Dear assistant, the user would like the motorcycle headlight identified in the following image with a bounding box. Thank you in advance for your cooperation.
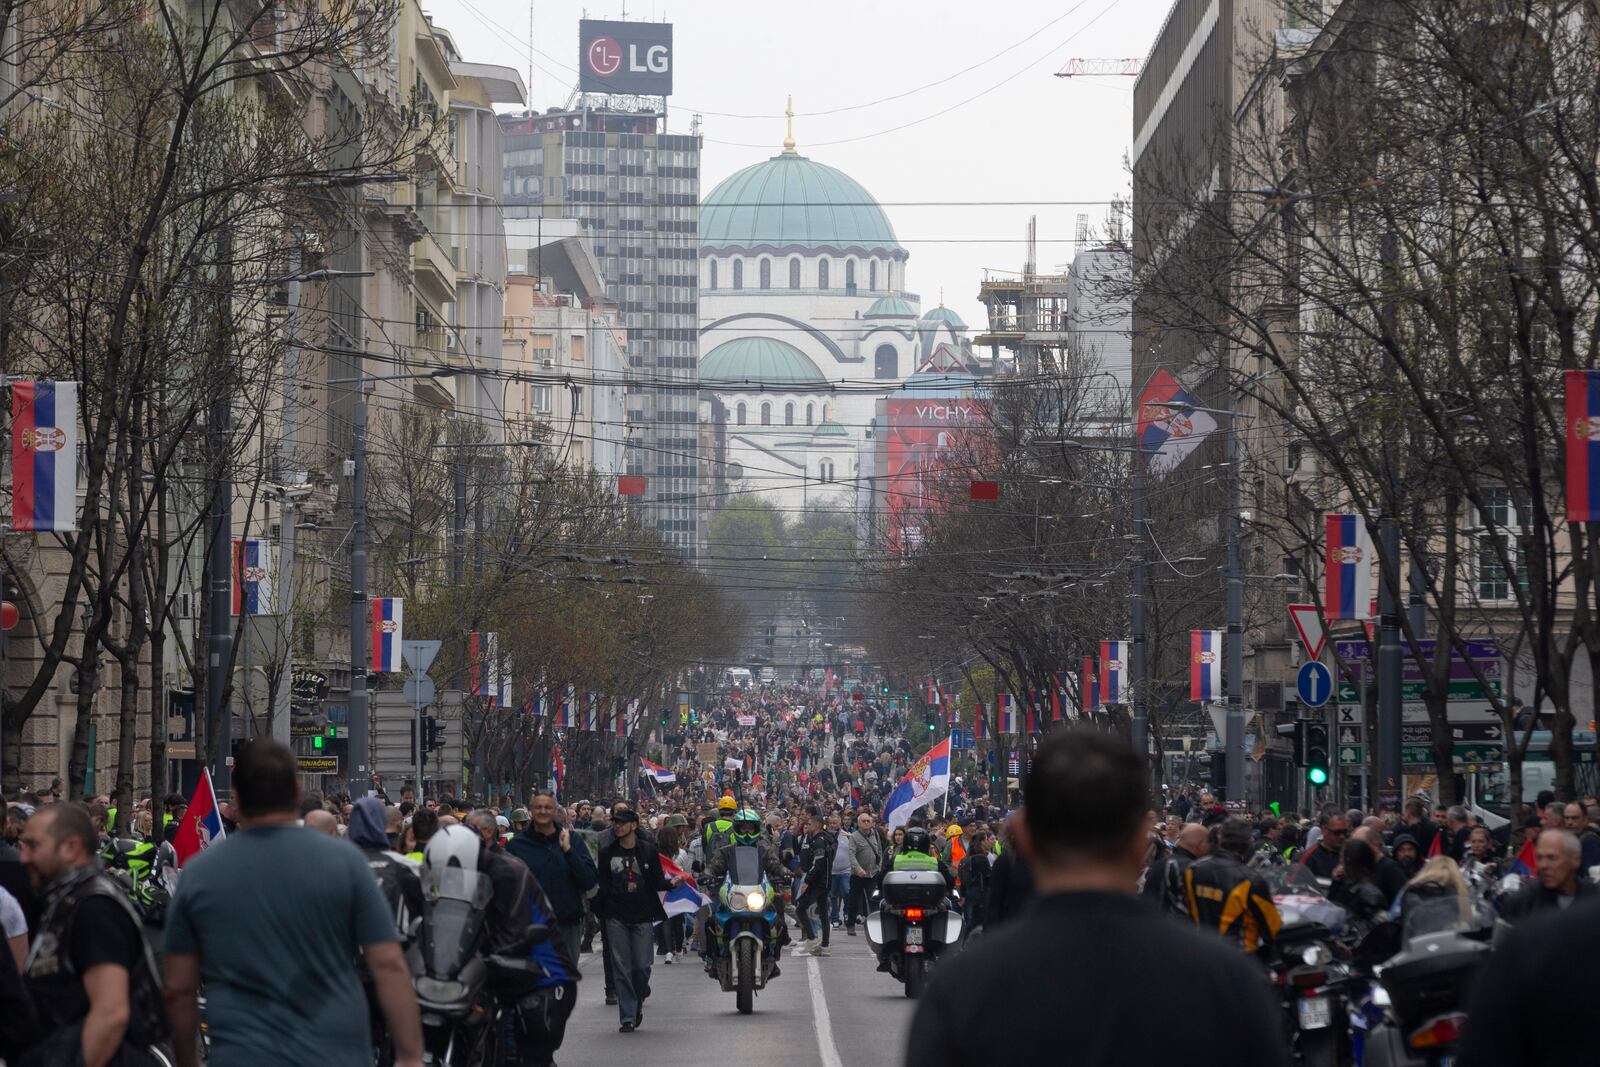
[414,976,469,1004]
[744,889,765,912]
[1301,944,1329,967]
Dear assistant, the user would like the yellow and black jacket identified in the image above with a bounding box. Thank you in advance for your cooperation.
[1183,852,1283,955]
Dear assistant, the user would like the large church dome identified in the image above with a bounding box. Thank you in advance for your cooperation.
[701,152,905,258]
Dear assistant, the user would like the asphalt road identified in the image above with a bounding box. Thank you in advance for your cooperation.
[558,925,920,1067]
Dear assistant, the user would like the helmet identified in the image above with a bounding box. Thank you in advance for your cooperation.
[422,823,492,905]
[718,795,738,813]
[101,838,157,879]
[902,826,933,855]
[731,808,762,845]
[945,824,963,838]
[495,815,510,831]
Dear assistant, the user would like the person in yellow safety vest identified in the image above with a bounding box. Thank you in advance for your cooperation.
[891,826,956,886]
[705,795,738,853]
[946,823,966,885]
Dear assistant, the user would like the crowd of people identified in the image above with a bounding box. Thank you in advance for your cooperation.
[3,675,1593,1067]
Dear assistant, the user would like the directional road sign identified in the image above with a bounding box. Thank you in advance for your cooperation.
[1297,661,1333,708]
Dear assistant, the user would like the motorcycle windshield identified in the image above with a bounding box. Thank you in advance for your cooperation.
[1401,894,1483,940]
[729,846,764,886]
[423,865,494,907]
[1262,864,1326,896]
[422,897,485,980]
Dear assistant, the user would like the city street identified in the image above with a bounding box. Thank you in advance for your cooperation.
[561,933,918,1067]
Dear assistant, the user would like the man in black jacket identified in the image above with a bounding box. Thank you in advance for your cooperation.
[507,793,597,968]
[1498,829,1597,924]
[595,809,677,1033]
[1144,822,1207,915]
[1183,817,1283,958]
[907,730,1289,1067]
[793,808,836,956]
[984,822,1034,927]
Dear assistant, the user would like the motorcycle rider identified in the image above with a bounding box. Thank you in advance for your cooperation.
[700,808,790,977]
[891,824,956,885]
[1182,816,1283,958]
[456,813,579,1067]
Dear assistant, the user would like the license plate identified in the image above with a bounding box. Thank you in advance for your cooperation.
[1298,996,1333,1030]
[906,927,924,945]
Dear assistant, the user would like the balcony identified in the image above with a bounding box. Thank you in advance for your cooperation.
[412,233,456,308]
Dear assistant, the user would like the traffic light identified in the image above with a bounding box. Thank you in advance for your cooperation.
[312,734,325,751]
[424,716,444,752]
[1304,722,1330,786]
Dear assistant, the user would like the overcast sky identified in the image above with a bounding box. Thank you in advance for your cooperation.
[424,0,1172,328]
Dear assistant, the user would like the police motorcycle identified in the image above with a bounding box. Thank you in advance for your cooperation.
[866,868,961,999]
[412,825,549,1066]
[1362,895,1491,1067]
[707,844,782,1015]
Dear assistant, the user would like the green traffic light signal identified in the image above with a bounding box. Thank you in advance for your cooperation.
[312,735,324,750]
[1307,766,1328,786]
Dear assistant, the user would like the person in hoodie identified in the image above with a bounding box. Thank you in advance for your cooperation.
[506,793,597,968]
[348,797,425,1054]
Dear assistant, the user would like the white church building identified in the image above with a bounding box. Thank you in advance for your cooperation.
[697,122,974,520]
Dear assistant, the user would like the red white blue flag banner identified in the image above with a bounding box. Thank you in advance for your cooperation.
[556,686,575,728]
[1137,370,1218,475]
[11,380,79,532]
[1082,655,1099,715]
[926,681,941,705]
[1100,640,1129,704]
[1566,370,1600,522]
[468,632,497,701]
[1324,513,1374,620]
[171,767,226,867]
[231,539,273,615]
[998,692,1017,734]
[370,598,403,672]
[1190,630,1223,702]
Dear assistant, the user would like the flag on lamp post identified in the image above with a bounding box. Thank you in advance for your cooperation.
[231,539,273,615]
[10,380,79,532]
[997,692,1017,734]
[1190,630,1223,702]
[1099,640,1129,704]
[1566,369,1600,522]
[1324,512,1375,620]
[1082,655,1099,716]
[370,598,403,672]
[468,632,498,701]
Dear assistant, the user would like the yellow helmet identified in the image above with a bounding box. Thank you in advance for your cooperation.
[718,795,738,812]
[946,823,963,837]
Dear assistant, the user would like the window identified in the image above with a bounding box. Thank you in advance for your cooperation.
[875,343,898,379]
[806,402,814,426]
[733,259,743,290]
[819,459,834,482]
[818,259,829,290]
[571,386,583,414]
[736,402,746,425]
[709,260,718,290]
[760,402,771,425]
[760,258,771,289]
[845,259,856,294]
[532,385,553,413]
[790,257,801,288]
[785,401,794,425]
[870,260,878,290]
[1476,487,1524,601]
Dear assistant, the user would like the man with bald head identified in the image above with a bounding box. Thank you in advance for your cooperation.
[1499,828,1598,923]
[1347,825,1408,902]
[1143,822,1209,915]
[304,809,339,836]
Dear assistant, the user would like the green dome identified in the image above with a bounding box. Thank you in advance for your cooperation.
[865,294,917,319]
[702,153,904,255]
[920,305,965,329]
[812,418,848,438]
[701,337,826,387]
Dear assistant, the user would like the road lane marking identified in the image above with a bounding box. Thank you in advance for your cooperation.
[807,956,845,1067]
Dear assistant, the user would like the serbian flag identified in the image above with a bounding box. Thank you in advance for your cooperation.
[947,689,961,725]
[556,687,574,727]
[640,757,676,785]
[11,380,80,532]
[468,632,497,701]
[998,692,1017,734]
[1509,835,1537,877]
[1190,630,1223,702]
[171,768,226,867]
[1566,370,1600,521]
[1052,671,1069,721]
[231,539,273,615]
[551,745,564,798]
[370,598,403,672]
[926,682,941,706]
[849,785,862,809]
[1324,513,1375,620]
[973,702,987,740]
[1137,370,1217,475]
[659,854,711,917]
[1024,696,1038,736]
[581,692,598,732]
[612,701,628,737]
[1082,655,1099,715]
[1425,830,1442,859]
[1100,640,1130,704]
[528,689,545,718]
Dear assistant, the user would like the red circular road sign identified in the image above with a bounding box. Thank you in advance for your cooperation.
[587,36,622,77]
[1,602,17,630]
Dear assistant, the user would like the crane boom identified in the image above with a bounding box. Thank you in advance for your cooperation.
[1055,58,1144,78]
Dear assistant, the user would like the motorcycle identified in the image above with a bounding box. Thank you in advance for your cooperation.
[706,844,782,1015]
[1363,896,1490,1067]
[865,869,961,999]
[412,862,547,1065]
[1265,865,1355,1067]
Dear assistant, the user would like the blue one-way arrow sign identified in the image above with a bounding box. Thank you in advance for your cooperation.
[1297,661,1333,708]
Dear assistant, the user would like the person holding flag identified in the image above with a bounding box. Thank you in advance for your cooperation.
[883,737,952,830]
[1498,829,1596,924]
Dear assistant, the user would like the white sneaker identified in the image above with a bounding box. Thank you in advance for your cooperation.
[664,952,675,964]
[793,940,813,956]
[812,944,830,957]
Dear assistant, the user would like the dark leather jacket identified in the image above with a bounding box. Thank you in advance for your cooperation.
[1182,852,1284,955]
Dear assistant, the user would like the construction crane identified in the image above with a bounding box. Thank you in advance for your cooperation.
[1055,58,1144,78]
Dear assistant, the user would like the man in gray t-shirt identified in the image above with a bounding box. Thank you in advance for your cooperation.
[163,742,422,1067]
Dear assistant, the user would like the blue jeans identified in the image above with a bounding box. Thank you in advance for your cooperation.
[829,874,850,922]
[604,918,656,1026]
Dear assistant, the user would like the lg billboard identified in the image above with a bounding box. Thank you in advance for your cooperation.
[579,19,673,96]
